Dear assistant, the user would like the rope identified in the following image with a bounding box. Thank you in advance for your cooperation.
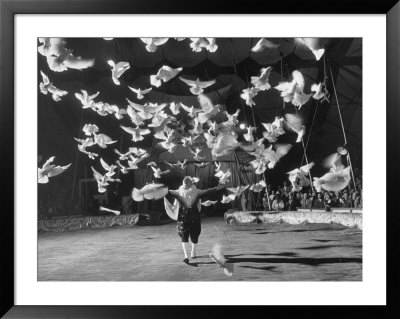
[263,173,272,210]
[70,107,85,202]
[294,106,314,190]
[329,65,357,191]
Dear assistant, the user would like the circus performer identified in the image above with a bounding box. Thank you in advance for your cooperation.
[164,176,225,264]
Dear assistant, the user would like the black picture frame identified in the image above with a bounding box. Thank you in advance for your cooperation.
[1,0,399,318]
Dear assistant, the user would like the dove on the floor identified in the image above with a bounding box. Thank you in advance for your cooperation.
[99,206,121,215]
[210,243,234,277]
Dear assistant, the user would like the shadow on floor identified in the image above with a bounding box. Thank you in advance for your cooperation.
[240,265,278,272]
[226,256,362,266]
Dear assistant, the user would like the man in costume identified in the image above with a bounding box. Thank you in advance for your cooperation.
[165,176,224,264]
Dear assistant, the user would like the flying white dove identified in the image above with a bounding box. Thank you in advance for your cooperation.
[201,200,218,207]
[296,38,325,61]
[283,113,306,143]
[261,118,285,143]
[251,67,273,91]
[251,38,279,53]
[226,185,250,198]
[107,60,130,85]
[240,87,260,107]
[93,133,117,148]
[243,126,256,142]
[211,132,239,158]
[39,71,68,101]
[287,162,315,190]
[322,152,346,173]
[313,166,351,192]
[38,156,71,184]
[126,104,146,126]
[100,158,118,178]
[165,159,188,169]
[150,65,183,87]
[169,101,182,115]
[190,147,206,161]
[74,137,98,159]
[38,38,67,56]
[82,124,99,136]
[311,82,329,101]
[127,153,149,170]
[274,70,312,109]
[179,77,216,95]
[91,166,121,193]
[220,194,236,204]
[180,104,202,118]
[128,86,152,100]
[214,169,231,184]
[262,143,293,169]
[75,90,100,110]
[151,166,170,179]
[120,125,151,142]
[250,180,266,192]
[189,38,218,53]
[140,38,169,52]
[132,183,169,201]
[46,45,95,72]
[126,99,167,120]
[116,160,134,174]
[197,94,221,124]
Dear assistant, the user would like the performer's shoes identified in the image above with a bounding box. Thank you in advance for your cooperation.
[183,258,190,264]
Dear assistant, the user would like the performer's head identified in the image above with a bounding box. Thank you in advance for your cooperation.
[182,176,193,189]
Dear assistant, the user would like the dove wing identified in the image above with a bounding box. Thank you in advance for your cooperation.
[198,79,216,88]
[275,144,293,159]
[179,77,197,87]
[300,162,315,174]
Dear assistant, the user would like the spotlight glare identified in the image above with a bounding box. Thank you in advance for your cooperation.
[239,123,246,130]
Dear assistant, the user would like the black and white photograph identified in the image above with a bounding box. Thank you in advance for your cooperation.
[37,37,362,282]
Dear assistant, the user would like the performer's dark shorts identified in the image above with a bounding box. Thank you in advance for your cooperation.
[177,219,201,243]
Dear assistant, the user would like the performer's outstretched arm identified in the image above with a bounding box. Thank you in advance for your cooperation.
[197,184,225,198]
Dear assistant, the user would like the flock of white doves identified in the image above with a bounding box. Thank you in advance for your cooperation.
[37,37,351,212]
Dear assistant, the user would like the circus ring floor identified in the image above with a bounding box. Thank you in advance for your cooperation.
[38,216,362,281]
